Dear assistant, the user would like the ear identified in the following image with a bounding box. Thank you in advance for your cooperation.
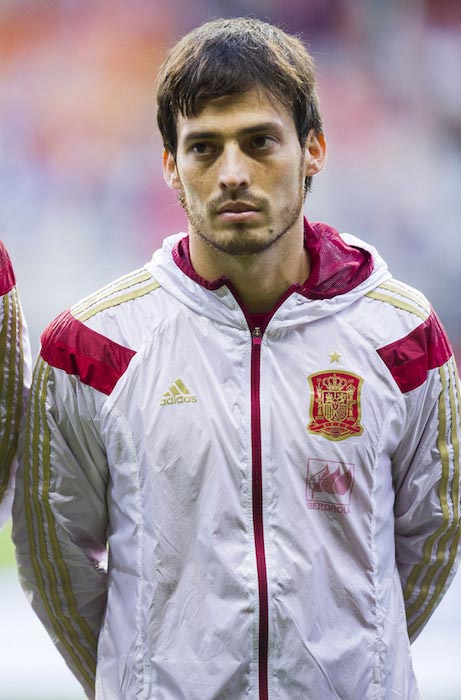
[304,130,327,177]
[162,149,182,190]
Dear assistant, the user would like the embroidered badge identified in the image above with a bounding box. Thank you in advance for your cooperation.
[307,370,363,441]
[306,458,355,515]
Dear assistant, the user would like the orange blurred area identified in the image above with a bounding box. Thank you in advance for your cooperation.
[0,3,169,173]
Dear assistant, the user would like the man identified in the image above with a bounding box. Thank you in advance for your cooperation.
[13,18,460,700]
[0,240,30,528]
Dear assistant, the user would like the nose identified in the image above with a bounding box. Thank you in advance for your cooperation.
[218,144,250,191]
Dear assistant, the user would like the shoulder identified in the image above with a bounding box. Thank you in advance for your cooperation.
[364,277,432,328]
[69,266,160,326]
[40,266,161,395]
[362,278,453,393]
[0,241,16,296]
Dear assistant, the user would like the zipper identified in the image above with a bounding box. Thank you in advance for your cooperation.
[227,282,296,700]
[251,326,269,700]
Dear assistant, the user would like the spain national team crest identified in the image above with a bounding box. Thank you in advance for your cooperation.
[307,370,364,441]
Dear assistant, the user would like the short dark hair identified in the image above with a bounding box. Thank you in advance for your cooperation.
[156,17,323,159]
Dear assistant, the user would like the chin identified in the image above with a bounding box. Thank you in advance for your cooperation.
[213,231,280,257]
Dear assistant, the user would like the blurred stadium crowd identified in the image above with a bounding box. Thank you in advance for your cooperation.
[1,0,460,357]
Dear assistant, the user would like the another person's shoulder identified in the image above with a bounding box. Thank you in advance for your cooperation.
[0,240,16,296]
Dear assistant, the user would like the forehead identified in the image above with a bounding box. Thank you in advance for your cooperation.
[176,87,296,142]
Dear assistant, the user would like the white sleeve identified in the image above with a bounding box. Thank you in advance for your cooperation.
[393,355,461,641]
[0,255,31,528]
[12,358,109,699]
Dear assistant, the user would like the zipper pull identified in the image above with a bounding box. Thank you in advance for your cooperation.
[252,326,262,346]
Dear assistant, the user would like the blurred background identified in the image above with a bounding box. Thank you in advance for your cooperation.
[0,0,460,698]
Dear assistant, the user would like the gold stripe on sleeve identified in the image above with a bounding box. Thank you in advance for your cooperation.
[379,280,431,317]
[0,289,23,502]
[0,293,12,498]
[40,372,99,653]
[71,267,153,317]
[12,289,25,472]
[76,279,160,322]
[365,290,427,321]
[404,365,450,606]
[407,359,461,637]
[38,362,98,671]
[23,360,96,687]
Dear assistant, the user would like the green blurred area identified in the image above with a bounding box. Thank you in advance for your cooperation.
[0,520,16,569]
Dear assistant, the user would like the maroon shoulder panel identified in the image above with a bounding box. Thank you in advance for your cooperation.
[0,241,16,295]
[377,311,452,393]
[41,310,136,395]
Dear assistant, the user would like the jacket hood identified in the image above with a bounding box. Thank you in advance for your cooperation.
[146,219,391,329]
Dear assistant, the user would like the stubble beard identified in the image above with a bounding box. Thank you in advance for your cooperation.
[178,171,306,258]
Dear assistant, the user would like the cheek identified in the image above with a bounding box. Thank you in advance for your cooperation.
[184,174,211,204]
[182,183,200,206]
[267,156,302,186]
[276,170,304,198]
[185,171,201,190]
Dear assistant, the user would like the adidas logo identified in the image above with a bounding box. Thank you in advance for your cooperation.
[160,378,198,406]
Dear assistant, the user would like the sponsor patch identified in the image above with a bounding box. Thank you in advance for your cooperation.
[306,458,355,515]
[307,370,363,441]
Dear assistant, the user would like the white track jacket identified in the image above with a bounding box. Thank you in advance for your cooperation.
[13,221,461,700]
[0,241,30,528]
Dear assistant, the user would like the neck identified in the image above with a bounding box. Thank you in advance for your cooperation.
[189,220,310,313]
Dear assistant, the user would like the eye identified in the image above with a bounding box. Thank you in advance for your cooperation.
[250,135,276,150]
[190,142,215,156]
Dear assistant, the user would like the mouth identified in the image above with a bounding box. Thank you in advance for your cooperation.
[216,201,262,222]
[217,201,260,214]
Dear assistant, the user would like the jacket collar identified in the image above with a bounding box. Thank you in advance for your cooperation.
[171,218,374,301]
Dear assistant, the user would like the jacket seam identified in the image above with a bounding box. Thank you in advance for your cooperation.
[371,403,399,699]
[101,404,146,698]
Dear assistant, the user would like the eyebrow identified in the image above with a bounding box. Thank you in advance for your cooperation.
[182,122,282,143]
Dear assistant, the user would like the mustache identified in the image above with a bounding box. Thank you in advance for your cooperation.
[207,193,267,215]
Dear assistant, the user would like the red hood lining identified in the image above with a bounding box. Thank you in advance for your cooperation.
[172,218,374,302]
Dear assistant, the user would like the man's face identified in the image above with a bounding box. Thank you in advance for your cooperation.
[163,88,325,257]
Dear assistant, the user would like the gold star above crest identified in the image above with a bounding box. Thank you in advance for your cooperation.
[329,351,341,364]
